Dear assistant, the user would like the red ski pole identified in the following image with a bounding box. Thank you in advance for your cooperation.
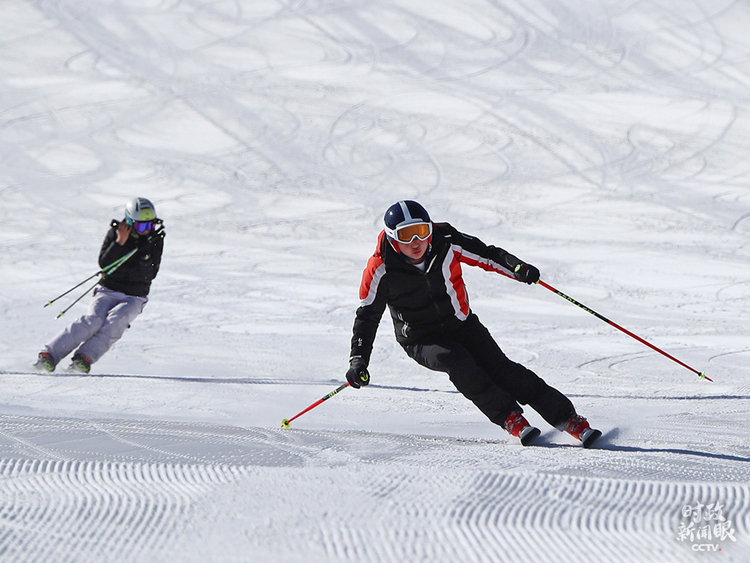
[281,382,350,428]
[537,280,711,382]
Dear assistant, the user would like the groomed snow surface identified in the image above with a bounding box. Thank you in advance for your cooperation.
[1,0,749,561]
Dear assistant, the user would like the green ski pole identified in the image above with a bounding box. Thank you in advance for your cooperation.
[44,248,138,308]
[52,248,139,318]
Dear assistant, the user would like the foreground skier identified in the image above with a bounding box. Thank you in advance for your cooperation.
[34,197,165,374]
[346,200,600,447]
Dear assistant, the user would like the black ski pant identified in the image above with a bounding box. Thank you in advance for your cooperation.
[402,313,575,429]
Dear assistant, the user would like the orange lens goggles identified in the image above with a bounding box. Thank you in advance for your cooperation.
[395,222,432,243]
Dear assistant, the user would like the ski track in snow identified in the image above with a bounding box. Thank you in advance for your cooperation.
[2,0,750,561]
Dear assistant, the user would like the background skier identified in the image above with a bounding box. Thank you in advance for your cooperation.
[346,200,600,447]
[35,197,165,374]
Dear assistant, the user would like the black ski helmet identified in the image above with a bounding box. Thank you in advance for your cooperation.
[384,200,432,248]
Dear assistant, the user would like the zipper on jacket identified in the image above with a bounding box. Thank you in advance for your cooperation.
[422,259,445,320]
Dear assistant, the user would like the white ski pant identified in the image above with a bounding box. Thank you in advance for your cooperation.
[44,286,147,365]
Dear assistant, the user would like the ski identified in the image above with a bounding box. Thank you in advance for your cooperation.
[520,425,541,446]
[581,428,602,448]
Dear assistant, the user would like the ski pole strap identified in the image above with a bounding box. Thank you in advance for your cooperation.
[537,280,711,381]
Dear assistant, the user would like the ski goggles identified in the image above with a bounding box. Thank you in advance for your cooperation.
[132,220,154,233]
[393,222,432,243]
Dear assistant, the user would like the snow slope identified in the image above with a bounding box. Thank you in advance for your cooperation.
[1,0,749,561]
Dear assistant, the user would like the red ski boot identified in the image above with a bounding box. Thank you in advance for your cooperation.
[503,412,541,446]
[562,414,601,448]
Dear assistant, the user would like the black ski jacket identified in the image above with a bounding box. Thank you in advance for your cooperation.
[351,222,529,364]
[98,221,165,297]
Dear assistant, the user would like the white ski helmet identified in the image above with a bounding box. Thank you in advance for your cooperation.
[124,197,157,224]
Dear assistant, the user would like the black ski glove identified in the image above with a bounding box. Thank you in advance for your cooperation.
[346,357,370,389]
[514,263,540,284]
